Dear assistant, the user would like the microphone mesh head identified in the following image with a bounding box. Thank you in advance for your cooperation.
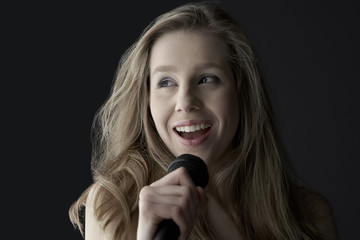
[167,154,209,188]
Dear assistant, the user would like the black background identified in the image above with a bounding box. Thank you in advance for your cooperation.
[4,0,359,239]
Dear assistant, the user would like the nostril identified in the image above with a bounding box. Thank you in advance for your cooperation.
[175,102,200,113]
[175,89,202,112]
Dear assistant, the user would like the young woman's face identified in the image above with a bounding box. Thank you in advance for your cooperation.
[149,30,240,170]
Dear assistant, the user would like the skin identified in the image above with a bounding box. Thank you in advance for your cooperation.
[137,30,241,240]
[148,30,240,175]
[84,30,338,240]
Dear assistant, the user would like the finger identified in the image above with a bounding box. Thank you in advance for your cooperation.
[140,185,199,224]
[151,167,196,189]
[139,168,202,240]
[139,185,200,239]
[196,186,208,208]
[139,199,193,240]
[144,185,199,209]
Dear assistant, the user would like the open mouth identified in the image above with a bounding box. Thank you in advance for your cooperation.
[174,123,212,140]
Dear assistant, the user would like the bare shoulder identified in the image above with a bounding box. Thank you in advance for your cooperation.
[298,187,339,239]
[85,185,138,240]
[85,186,104,240]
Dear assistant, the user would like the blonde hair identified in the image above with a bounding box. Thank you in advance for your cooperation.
[69,1,327,239]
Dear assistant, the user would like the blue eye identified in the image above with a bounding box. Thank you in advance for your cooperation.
[198,74,220,84]
[157,78,176,88]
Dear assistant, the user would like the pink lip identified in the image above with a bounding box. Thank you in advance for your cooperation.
[172,119,213,147]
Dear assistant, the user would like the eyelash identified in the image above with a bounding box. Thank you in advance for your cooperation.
[198,74,220,84]
[156,74,220,88]
[157,78,175,88]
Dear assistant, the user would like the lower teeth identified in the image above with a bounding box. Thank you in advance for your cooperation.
[178,128,210,139]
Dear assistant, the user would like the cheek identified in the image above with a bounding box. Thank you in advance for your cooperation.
[150,96,169,135]
[225,96,239,121]
[150,97,161,127]
[216,87,239,118]
[217,89,240,135]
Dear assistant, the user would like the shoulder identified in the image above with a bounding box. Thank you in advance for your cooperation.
[297,187,339,239]
[85,184,138,240]
[298,187,333,218]
[85,186,104,239]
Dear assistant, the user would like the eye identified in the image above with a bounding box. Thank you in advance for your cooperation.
[157,78,176,88]
[198,74,220,84]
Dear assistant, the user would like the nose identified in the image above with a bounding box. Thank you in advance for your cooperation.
[175,86,201,113]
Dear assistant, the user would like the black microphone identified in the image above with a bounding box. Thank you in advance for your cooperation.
[153,154,209,240]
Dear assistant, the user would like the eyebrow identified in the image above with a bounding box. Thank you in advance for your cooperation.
[152,65,178,75]
[151,63,224,76]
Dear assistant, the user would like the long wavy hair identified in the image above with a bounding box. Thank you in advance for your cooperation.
[69,1,326,239]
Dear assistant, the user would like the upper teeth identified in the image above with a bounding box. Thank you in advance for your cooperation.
[175,124,211,133]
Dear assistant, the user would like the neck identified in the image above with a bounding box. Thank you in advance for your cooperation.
[205,194,242,240]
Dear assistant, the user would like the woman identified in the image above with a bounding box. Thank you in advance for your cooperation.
[69,2,338,239]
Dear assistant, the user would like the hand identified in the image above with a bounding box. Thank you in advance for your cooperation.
[137,167,208,240]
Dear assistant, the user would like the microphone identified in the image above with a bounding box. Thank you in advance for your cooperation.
[153,154,209,240]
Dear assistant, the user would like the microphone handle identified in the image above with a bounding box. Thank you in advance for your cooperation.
[153,154,208,239]
[153,219,179,240]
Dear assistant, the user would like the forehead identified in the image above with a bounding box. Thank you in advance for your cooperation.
[149,30,229,72]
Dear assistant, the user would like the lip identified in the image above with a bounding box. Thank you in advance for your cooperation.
[172,119,213,147]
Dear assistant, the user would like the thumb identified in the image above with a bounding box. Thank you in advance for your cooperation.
[196,187,208,209]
